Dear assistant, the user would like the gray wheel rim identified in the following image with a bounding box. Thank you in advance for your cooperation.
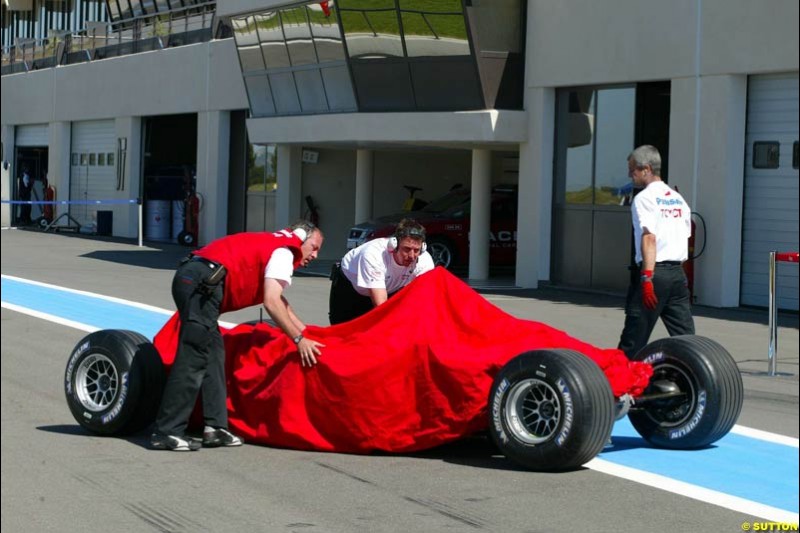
[504,378,561,444]
[428,242,452,268]
[75,353,119,412]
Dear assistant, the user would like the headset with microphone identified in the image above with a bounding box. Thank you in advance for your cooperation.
[387,224,427,253]
[290,220,316,243]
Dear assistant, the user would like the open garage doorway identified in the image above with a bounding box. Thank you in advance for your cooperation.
[141,114,198,244]
[14,146,49,226]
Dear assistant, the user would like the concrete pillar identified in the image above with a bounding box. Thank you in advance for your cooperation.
[1,125,15,227]
[196,110,231,245]
[46,122,71,230]
[115,117,141,239]
[276,144,303,228]
[354,148,373,223]
[468,148,492,280]
[670,75,747,307]
[516,87,556,288]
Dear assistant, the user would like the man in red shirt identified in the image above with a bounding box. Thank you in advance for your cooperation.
[151,221,325,451]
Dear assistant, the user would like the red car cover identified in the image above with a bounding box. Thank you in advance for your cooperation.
[154,267,652,454]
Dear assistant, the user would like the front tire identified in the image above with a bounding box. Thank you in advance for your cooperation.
[64,330,165,435]
[426,237,456,269]
[629,335,743,448]
[488,350,615,471]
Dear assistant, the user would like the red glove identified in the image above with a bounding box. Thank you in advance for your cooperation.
[640,270,658,310]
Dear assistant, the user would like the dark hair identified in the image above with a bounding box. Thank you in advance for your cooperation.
[395,218,426,242]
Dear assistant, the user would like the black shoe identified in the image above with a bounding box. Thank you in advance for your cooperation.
[150,432,201,451]
[202,427,244,448]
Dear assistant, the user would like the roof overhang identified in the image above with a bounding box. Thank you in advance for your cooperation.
[246,109,528,150]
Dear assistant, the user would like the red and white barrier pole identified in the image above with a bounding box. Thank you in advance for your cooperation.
[767,251,799,376]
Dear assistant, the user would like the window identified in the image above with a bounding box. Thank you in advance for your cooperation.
[98,153,106,166]
[107,153,115,166]
[89,153,97,166]
[399,0,469,57]
[556,87,636,206]
[753,141,780,169]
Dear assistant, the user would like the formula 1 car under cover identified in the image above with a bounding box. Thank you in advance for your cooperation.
[64,267,744,471]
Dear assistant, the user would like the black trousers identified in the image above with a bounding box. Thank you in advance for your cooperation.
[617,263,695,359]
[154,260,227,436]
[328,263,374,325]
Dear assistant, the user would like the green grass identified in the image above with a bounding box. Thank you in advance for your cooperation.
[235,1,467,40]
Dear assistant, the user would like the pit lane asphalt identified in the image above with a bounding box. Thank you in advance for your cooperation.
[2,229,798,533]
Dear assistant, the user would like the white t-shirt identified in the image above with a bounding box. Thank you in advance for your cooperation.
[631,181,691,264]
[264,247,295,288]
[340,237,435,296]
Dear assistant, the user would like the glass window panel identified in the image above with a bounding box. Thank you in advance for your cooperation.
[340,0,403,58]
[564,89,595,205]
[247,144,268,191]
[399,0,469,58]
[246,194,267,231]
[107,0,121,21]
[310,3,345,62]
[753,141,780,169]
[232,16,265,72]
[154,0,169,13]
[320,65,357,111]
[80,154,88,165]
[89,153,97,165]
[294,69,328,113]
[281,7,317,66]
[107,153,115,166]
[269,72,302,115]
[245,75,276,117]
[255,12,291,68]
[594,87,636,206]
[98,153,106,166]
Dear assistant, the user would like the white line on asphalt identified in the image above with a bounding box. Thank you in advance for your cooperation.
[586,458,800,523]
[1,302,100,333]
[731,425,800,447]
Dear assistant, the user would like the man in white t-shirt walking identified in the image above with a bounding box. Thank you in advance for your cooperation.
[329,218,435,325]
[618,145,695,359]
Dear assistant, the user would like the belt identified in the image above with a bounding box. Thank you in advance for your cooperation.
[636,261,683,269]
[187,254,223,270]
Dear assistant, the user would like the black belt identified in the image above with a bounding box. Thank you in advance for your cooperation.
[635,261,682,269]
[187,254,223,270]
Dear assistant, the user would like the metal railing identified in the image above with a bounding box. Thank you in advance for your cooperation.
[766,250,799,376]
[1,2,217,75]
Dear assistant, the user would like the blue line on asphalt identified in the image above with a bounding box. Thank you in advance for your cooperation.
[604,418,798,513]
[2,275,798,515]
[1,277,169,339]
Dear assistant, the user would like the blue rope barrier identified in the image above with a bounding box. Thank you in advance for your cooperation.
[1,199,140,206]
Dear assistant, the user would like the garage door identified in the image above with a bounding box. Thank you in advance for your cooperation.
[740,73,799,310]
[70,120,117,227]
[16,124,48,146]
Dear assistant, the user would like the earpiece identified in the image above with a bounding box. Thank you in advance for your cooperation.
[293,228,308,243]
[387,237,426,253]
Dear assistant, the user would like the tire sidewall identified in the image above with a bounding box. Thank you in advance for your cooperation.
[64,332,142,435]
[489,351,610,470]
[631,339,716,447]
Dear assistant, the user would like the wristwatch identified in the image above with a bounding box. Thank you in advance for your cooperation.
[292,333,304,345]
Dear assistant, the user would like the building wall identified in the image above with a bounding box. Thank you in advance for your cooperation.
[1,39,248,124]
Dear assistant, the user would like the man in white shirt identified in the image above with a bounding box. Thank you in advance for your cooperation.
[329,218,435,324]
[618,145,695,359]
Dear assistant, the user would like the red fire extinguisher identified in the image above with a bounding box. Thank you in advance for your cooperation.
[683,212,706,303]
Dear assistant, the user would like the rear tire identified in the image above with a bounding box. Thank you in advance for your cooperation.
[64,330,165,435]
[488,350,615,471]
[629,335,743,448]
